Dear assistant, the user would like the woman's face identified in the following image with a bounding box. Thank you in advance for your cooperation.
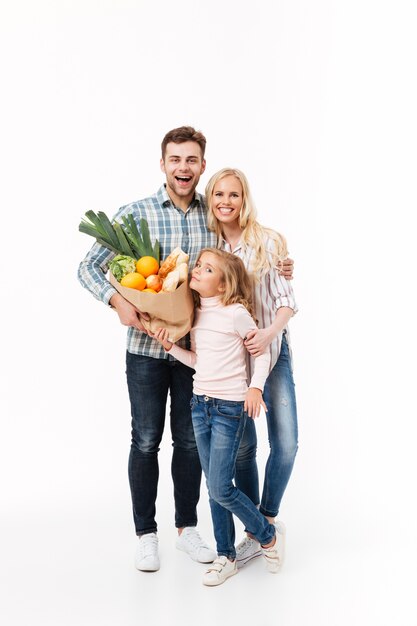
[210,175,243,228]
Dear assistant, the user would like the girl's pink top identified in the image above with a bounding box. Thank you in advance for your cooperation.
[169,296,270,401]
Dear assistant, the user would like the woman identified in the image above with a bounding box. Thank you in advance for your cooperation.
[205,168,298,568]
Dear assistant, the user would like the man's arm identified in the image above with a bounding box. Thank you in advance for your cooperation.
[110,292,150,333]
[78,241,150,332]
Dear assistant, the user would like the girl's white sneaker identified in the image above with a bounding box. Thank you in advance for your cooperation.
[202,556,238,586]
[261,521,286,573]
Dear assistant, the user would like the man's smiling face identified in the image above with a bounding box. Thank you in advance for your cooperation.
[160,141,206,208]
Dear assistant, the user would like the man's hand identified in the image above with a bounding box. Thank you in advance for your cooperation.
[152,328,173,351]
[278,257,294,280]
[244,328,273,357]
[109,293,150,333]
[244,387,267,419]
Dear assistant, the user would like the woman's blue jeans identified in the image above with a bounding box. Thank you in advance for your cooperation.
[191,395,276,559]
[126,352,201,535]
[235,333,298,518]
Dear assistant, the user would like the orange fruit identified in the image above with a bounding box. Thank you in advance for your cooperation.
[142,288,157,294]
[145,274,163,292]
[136,256,159,278]
[120,272,146,290]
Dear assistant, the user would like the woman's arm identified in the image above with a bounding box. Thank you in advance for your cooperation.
[244,306,293,357]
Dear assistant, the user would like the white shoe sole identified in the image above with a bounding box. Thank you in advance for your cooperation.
[135,561,160,572]
[176,543,216,563]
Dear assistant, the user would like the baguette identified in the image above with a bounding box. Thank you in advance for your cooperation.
[175,251,189,266]
[162,269,180,292]
[176,262,188,285]
[158,247,181,279]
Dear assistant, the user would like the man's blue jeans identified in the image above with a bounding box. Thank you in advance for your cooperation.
[235,332,298,518]
[191,395,276,559]
[126,352,201,535]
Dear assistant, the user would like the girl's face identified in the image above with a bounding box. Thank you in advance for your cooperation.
[211,175,244,228]
[190,251,225,298]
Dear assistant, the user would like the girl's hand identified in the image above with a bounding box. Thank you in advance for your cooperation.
[153,327,173,351]
[244,388,267,419]
[244,328,273,357]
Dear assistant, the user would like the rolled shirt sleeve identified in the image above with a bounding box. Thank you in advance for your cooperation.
[268,269,298,314]
[77,241,118,306]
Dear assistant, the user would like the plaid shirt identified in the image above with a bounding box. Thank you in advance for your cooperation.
[78,185,216,359]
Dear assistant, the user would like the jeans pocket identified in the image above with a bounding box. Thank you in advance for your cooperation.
[216,403,243,419]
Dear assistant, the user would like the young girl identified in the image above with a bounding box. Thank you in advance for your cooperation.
[205,168,298,568]
[153,248,281,586]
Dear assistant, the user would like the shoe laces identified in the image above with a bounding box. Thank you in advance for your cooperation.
[238,536,257,553]
[141,533,158,557]
[183,528,207,549]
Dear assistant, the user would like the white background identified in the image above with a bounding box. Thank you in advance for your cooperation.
[1,1,416,624]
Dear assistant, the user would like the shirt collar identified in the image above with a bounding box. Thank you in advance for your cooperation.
[157,184,205,211]
[221,236,243,254]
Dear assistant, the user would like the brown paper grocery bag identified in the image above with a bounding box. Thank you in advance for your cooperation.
[109,272,194,343]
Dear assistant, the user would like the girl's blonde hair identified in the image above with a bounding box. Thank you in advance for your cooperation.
[205,168,288,276]
[193,248,256,321]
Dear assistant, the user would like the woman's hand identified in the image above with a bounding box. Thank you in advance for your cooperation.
[244,388,267,419]
[152,327,173,351]
[244,328,274,357]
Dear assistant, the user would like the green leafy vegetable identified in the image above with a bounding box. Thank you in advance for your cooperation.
[79,211,160,262]
[108,255,137,282]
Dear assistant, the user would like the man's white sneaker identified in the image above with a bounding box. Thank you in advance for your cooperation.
[202,556,238,586]
[236,535,262,568]
[135,532,160,571]
[176,527,216,563]
[261,521,286,573]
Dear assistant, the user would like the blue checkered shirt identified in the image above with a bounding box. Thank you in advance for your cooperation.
[78,185,216,359]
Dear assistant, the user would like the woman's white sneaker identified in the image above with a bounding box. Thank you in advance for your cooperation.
[176,527,216,563]
[202,556,238,586]
[261,521,286,573]
[135,532,160,571]
[236,536,262,568]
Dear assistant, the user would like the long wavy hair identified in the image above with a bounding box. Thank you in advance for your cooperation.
[205,168,288,276]
[192,248,256,321]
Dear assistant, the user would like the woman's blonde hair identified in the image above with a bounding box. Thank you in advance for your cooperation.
[193,248,256,320]
[205,168,288,276]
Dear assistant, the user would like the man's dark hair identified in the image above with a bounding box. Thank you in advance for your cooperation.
[161,126,207,160]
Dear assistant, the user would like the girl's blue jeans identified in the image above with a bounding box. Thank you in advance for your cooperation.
[191,394,275,559]
[235,332,299,518]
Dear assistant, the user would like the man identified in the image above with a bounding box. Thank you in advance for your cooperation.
[78,127,217,571]
[78,126,293,572]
